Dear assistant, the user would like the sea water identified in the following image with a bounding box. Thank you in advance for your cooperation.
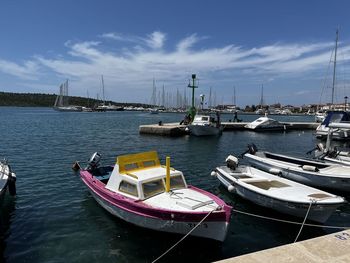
[0,107,349,263]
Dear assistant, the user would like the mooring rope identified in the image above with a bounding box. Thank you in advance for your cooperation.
[152,207,217,263]
[231,208,349,229]
[294,200,315,243]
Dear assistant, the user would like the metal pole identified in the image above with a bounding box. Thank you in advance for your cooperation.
[332,30,338,106]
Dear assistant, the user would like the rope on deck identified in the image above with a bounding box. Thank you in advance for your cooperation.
[152,207,217,263]
[232,208,350,229]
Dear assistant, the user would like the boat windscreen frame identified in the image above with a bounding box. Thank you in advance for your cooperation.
[264,152,330,169]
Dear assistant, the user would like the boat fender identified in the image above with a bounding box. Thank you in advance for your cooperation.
[8,172,16,196]
[269,168,282,175]
[302,165,319,172]
[226,155,238,170]
[228,185,235,192]
[210,171,217,177]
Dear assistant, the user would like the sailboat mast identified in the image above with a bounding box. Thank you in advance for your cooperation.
[101,75,105,105]
[233,86,236,106]
[260,84,264,109]
[331,29,338,106]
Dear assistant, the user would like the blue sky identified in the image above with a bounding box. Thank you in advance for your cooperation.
[1,0,350,107]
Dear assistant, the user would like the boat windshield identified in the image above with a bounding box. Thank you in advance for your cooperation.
[170,175,186,189]
[142,179,165,198]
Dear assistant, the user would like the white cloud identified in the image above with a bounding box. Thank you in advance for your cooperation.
[0,59,40,80]
[145,31,166,49]
[2,31,349,105]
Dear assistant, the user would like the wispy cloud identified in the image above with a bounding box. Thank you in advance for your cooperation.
[2,31,349,104]
[0,59,40,80]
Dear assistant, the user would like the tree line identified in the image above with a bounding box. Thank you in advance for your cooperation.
[0,91,150,107]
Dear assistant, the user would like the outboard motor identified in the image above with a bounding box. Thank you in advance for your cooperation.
[226,155,239,170]
[247,144,258,155]
[316,143,325,152]
[86,152,101,170]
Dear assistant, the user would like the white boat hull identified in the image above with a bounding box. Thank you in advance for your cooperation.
[89,189,229,241]
[216,168,344,223]
[245,153,350,192]
[188,125,223,136]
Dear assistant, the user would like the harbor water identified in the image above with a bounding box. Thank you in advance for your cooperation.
[0,108,349,263]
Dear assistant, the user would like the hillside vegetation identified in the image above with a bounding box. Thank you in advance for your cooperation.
[0,92,149,107]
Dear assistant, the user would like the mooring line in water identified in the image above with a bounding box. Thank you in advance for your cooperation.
[152,208,217,263]
[294,200,315,243]
[232,208,349,230]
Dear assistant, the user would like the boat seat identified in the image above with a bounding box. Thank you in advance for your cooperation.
[239,178,268,183]
[244,180,290,190]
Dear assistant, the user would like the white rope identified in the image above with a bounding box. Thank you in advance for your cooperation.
[294,200,314,243]
[152,208,217,263]
[232,208,349,229]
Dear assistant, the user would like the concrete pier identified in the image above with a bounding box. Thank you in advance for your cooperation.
[216,230,350,263]
[139,123,188,136]
[139,122,319,136]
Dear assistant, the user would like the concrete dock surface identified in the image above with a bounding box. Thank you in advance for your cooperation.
[216,230,350,263]
[139,122,319,136]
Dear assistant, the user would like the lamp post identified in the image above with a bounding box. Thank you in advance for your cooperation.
[345,96,348,111]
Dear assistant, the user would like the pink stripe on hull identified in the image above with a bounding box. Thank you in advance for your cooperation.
[80,171,231,223]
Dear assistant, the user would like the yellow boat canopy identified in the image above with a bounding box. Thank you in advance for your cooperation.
[117,151,161,174]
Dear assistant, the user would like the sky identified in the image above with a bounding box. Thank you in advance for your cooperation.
[1,0,350,107]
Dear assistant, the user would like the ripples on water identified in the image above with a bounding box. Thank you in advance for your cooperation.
[0,108,349,263]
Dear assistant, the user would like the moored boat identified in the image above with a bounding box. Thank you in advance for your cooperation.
[243,144,350,193]
[187,114,223,136]
[244,115,286,131]
[315,111,350,140]
[79,151,231,241]
[212,155,345,223]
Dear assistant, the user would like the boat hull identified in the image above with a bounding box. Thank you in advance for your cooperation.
[245,153,350,192]
[89,189,229,241]
[0,181,7,199]
[216,172,340,223]
[80,172,231,241]
[188,125,223,136]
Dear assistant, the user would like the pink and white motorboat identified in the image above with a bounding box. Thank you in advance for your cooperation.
[79,151,231,241]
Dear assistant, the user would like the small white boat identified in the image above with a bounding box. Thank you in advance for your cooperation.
[315,111,350,140]
[212,156,345,223]
[315,110,327,123]
[244,144,350,193]
[0,159,16,199]
[245,115,286,131]
[188,114,223,136]
[79,151,231,241]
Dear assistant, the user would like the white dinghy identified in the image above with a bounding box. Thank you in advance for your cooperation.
[212,156,345,223]
[243,144,350,193]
